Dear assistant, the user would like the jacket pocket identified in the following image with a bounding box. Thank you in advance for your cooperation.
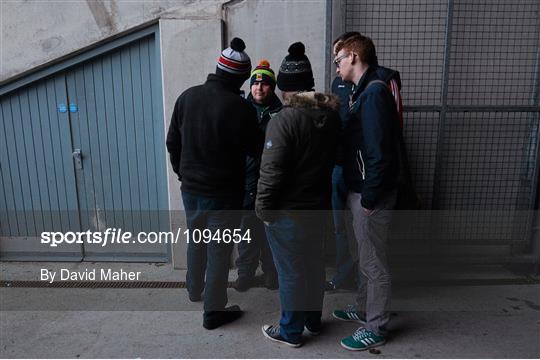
[356,150,366,180]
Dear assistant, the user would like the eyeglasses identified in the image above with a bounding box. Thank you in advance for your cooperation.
[333,52,350,68]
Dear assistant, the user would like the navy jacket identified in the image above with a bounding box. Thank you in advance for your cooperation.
[343,66,400,209]
[331,76,355,126]
[331,77,354,166]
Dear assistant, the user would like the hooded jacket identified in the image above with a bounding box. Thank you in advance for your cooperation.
[255,92,340,221]
[166,73,262,198]
[343,66,400,209]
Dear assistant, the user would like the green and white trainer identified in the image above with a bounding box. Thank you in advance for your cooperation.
[340,328,386,351]
[332,305,366,323]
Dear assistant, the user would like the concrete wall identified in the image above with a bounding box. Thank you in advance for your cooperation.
[0,0,225,82]
[160,18,223,268]
[224,0,330,96]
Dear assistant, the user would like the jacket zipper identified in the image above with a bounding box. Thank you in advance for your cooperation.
[356,150,366,180]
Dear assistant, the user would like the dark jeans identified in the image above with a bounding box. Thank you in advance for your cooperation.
[235,191,276,278]
[331,165,357,287]
[182,191,241,312]
[265,213,325,343]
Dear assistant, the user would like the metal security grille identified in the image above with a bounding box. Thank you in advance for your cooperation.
[344,0,540,259]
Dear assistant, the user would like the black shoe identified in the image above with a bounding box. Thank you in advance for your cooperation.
[264,273,279,290]
[304,323,322,336]
[203,305,243,330]
[324,280,337,292]
[188,291,202,302]
[233,276,254,292]
[262,324,303,347]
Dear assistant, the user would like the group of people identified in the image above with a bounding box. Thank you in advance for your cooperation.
[166,32,402,351]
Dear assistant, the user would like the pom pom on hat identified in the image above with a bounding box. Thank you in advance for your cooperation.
[288,42,305,57]
[258,59,270,68]
[230,37,246,52]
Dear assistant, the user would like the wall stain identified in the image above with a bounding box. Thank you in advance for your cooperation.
[40,36,63,52]
[86,0,117,34]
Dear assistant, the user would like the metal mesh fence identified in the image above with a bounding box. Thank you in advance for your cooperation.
[345,0,448,106]
[344,0,540,257]
[448,1,539,106]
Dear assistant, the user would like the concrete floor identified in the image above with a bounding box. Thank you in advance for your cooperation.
[1,262,539,358]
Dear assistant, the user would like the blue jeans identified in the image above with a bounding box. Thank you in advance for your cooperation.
[331,166,357,287]
[265,213,325,342]
[182,191,241,312]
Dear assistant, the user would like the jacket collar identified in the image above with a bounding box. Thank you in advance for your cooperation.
[205,73,242,94]
[247,92,283,114]
[351,66,378,102]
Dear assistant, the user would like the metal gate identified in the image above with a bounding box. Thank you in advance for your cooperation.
[0,27,170,261]
[342,0,540,261]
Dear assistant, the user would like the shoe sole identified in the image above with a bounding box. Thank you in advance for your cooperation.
[304,327,321,336]
[332,312,366,324]
[340,339,386,351]
[261,326,303,348]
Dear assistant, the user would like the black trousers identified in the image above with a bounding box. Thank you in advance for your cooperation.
[235,191,276,278]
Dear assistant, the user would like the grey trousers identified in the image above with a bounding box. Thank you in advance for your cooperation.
[347,190,396,336]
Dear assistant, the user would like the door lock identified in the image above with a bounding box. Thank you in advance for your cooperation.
[72,149,83,170]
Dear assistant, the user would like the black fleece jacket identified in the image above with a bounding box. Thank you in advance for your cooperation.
[166,74,262,198]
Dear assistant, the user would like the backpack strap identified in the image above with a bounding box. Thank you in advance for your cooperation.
[365,79,388,90]
[350,80,389,109]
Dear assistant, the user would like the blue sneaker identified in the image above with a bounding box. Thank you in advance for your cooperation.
[262,324,303,348]
[340,328,386,351]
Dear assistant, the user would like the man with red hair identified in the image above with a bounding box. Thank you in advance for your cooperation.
[332,33,401,351]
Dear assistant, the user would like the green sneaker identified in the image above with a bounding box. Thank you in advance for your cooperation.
[340,328,386,351]
[332,305,366,323]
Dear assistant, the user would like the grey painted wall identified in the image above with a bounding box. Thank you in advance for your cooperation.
[225,0,329,96]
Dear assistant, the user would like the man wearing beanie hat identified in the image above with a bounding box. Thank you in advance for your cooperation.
[255,42,340,347]
[166,37,262,330]
[233,60,282,292]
